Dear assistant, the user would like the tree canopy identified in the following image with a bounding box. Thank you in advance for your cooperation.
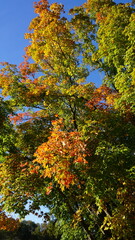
[0,0,135,239]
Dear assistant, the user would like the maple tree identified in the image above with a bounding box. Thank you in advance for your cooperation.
[84,0,135,116]
[0,0,135,239]
[0,207,19,232]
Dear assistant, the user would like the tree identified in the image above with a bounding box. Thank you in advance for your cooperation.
[84,0,135,115]
[0,0,135,239]
[0,208,19,232]
[0,96,19,232]
[0,220,60,240]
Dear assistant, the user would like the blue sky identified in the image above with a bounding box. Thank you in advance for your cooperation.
[1,0,130,224]
[0,0,84,64]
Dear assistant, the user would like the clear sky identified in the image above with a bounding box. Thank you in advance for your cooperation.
[0,0,84,64]
[1,0,130,224]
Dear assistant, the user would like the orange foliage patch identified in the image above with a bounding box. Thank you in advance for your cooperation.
[0,210,19,231]
[32,119,87,192]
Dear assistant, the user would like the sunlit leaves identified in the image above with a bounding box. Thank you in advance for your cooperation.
[33,119,87,191]
[85,0,135,114]
[0,0,135,239]
[25,0,78,78]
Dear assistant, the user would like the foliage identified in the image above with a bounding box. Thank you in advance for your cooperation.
[0,220,61,240]
[84,0,135,115]
[0,0,135,239]
[0,208,19,232]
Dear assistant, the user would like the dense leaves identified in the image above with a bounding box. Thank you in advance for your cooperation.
[85,0,135,114]
[0,207,19,232]
[0,220,61,240]
[0,0,135,239]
